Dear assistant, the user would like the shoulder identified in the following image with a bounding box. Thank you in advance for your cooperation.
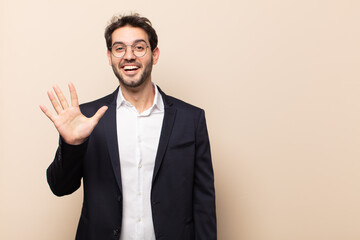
[159,88,206,126]
[164,94,203,113]
[158,86,203,112]
[79,88,118,117]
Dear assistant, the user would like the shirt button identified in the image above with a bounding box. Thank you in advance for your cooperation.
[138,192,142,196]
[113,229,120,237]
[138,164,142,168]
[138,218,142,222]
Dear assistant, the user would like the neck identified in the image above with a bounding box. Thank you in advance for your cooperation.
[120,79,155,114]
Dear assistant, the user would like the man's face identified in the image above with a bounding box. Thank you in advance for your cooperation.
[107,26,159,88]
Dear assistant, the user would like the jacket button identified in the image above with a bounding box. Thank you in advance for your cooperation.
[117,195,121,202]
[113,229,120,237]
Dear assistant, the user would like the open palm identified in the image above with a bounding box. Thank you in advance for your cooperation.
[40,83,108,145]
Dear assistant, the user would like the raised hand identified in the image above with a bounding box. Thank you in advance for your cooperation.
[40,83,108,145]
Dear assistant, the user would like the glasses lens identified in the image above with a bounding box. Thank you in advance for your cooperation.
[112,43,126,58]
[133,42,147,57]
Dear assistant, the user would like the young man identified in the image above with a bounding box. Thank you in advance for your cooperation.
[40,14,216,240]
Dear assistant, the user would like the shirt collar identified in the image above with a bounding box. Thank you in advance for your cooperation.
[116,83,164,113]
[153,84,164,112]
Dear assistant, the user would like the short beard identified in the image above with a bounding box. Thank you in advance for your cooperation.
[112,57,153,88]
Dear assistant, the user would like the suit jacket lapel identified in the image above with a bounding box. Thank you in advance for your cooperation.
[152,87,177,183]
[102,87,123,193]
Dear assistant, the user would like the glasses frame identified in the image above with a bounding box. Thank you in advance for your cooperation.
[110,41,150,58]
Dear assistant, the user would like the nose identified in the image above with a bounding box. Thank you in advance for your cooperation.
[123,45,136,60]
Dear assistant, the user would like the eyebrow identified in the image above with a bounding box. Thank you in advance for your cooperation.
[112,39,147,47]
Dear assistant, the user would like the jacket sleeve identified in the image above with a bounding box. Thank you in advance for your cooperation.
[46,137,88,196]
[193,110,217,239]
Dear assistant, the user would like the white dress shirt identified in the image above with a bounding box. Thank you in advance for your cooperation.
[116,84,164,240]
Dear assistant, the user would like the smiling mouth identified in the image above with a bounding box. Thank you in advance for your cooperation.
[122,65,140,72]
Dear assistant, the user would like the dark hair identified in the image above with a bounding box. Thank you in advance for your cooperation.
[104,13,158,51]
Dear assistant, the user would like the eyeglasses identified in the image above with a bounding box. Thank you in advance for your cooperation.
[110,41,149,58]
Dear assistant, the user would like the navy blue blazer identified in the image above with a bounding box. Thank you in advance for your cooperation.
[47,87,217,240]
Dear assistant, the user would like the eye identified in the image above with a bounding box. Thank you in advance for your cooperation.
[113,44,125,52]
[134,44,145,51]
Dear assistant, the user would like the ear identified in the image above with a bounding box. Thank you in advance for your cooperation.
[152,47,160,65]
[107,50,112,66]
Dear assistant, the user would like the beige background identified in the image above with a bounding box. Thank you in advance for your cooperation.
[1,0,360,239]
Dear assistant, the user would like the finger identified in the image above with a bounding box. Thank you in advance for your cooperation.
[48,90,63,114]
[91,106,108,124]
[68,82,79,107]
[53,85,69,109]
[39,104,55,122]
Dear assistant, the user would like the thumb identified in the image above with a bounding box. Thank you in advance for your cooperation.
[91,106,108,123]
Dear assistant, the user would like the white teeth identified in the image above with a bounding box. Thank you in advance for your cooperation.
[123,66,139,70]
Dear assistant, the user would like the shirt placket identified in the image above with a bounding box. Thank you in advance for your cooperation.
[136,114,144,239]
